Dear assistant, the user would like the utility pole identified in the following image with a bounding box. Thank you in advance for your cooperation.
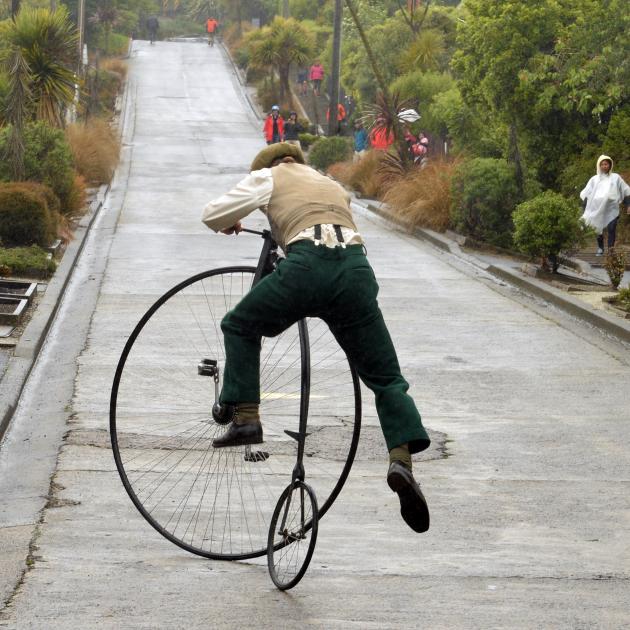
[328,0,342,136]
[282,0,289,18]
[77,0,85,71]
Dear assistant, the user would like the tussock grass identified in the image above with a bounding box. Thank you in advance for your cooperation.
[101,57,128,79]
[328,150,389,199]
[382,158,458,232]
[66,120,120,185]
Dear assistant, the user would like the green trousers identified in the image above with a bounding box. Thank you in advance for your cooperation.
[220,240,430,454]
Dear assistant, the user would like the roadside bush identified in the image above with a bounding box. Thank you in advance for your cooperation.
[513,191,587,265]
[308,136,352,172]
[0,121,75,213]
[604,249,626,290]
[617,287,630,310]
[66,120,120,184]
[17,182,61,217]
[0,183,57,247]
[0,245,56,277]
[97,32,129,56]
[450,157,520,248]
[87,68,123,115]
[383,158,457,231]
[298,132,321,151]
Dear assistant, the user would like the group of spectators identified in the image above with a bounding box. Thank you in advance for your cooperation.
[352,120,430,167]
[263,106,304,146]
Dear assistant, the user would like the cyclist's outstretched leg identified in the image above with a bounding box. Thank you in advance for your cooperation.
[213,260,309,448]
[323,258,430,533]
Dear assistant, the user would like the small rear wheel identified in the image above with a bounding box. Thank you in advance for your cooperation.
[267,481,318,590]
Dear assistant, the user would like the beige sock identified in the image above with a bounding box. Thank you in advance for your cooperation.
[389,444,412,471]
[235,403,260,425]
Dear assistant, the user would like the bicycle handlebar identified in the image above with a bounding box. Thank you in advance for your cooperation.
[240,227,264,236]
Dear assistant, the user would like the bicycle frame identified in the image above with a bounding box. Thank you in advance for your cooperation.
[241,228,311,483]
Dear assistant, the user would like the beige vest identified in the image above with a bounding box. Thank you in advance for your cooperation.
[266,163,358,249]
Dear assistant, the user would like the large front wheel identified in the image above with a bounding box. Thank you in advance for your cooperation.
[110,267,360,560]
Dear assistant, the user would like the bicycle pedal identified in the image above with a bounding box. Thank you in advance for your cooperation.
[284,430,310,442]
[244,450,270,463]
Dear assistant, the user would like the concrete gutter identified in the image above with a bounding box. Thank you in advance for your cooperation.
[361,199,630,344]
[0,186,108,443]
[220,43,263,122]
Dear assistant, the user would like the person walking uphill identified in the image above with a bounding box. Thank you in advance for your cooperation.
[201,142,431,533]
[263,105,284,145]
[309,61,325,96]
[581,155,630,255]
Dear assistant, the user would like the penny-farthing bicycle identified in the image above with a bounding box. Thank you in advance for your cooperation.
[110,228,361,589]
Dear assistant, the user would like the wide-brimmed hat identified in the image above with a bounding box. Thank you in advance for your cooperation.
[250,143,305,171]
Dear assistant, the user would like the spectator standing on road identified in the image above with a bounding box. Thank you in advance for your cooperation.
[263,105,284,145]
[580,155,630,255]
[146,15,159,44]
[353,120,368,162]
[309,61,325,97]
[283,112,303,148]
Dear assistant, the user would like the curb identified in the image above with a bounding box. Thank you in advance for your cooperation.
[0,185,109,443]
[359,200,630,344]
[220,43,263,121]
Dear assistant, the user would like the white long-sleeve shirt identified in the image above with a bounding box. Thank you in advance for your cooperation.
[201,168,362,247]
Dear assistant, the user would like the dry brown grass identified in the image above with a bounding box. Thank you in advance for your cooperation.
[382,158,459,232]
[66,120,120,185]
[327,150,390,199]
[101,57,128,79]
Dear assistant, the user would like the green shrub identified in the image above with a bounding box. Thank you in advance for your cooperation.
[604,249,627,290]
[0,245,56,277]
[450,158,520,248]
[18,182,61,217]
[513,191,586,262]
[307,136,352,171]
[298,132,321,150]
[0,183,57,247]
[617,287,630,310]
[0,121,75,214]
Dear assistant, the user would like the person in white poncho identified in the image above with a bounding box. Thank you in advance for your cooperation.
[580,155,630,255]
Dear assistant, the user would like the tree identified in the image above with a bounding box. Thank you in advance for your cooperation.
[2,50,31,179]
[452,0,572,194]
[4,7,78,127]
[89,1,118,53]
[247,16,313,104]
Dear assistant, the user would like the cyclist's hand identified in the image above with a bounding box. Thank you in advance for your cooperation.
[221,221,242,235]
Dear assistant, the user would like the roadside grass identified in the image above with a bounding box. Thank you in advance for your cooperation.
[0,245,56,277]
[66,120,120,185]
[382,158,458,232]
[328,150,389,199]
[101,57,128,79]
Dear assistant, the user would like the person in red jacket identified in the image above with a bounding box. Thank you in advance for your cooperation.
[369,120,395,151]
[206,17,218,46]
[263,105,284,144]
[309,61,325,96]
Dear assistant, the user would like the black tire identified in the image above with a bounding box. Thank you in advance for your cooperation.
[267,481,318,590]
[110,267,360,560]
